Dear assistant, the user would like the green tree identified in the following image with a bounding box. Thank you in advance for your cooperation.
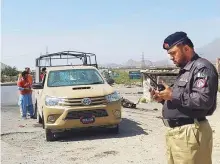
[1,66,19,76]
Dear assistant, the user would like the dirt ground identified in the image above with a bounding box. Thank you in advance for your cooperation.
[1,85,220,164]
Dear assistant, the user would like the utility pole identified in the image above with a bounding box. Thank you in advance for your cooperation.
[46,46,48,55]
[45,46,49,66]
[141,52,146,69]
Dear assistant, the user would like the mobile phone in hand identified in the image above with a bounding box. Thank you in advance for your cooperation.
[157,84,165,91]
[145,74,165,91]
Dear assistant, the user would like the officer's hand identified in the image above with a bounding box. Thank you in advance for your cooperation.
[149,87,164,102]
[157,81,172,100]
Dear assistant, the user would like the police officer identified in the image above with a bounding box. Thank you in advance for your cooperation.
[150,31,218,164]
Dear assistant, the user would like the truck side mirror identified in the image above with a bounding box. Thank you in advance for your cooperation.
[32,83,44,89]
[107,78,114,85]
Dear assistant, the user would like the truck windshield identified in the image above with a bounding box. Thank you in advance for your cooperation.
[47,69,104,87]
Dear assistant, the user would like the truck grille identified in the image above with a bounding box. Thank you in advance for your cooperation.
[65,109,108,119]
[60,96,107,106]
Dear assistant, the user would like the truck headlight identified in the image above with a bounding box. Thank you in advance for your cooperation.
[105,91,121,103]
[45,96,64,106]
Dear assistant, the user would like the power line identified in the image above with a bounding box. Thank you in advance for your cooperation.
[46,46,48,55]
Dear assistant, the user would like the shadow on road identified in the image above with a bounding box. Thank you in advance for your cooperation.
[57,118,148,142]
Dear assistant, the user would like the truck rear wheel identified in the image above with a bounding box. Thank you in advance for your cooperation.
[37,111,42,124]
[35,102,43,124]
[42,113,45,129]
[33,101,38,119]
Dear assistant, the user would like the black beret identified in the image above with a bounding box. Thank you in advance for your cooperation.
[163,31,189,50]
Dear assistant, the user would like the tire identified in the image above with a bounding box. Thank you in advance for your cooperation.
[37,111,43,124]
[35,101,43,124]
[42,113,45,129]
[33,102,38,119]
[45,129,56,141]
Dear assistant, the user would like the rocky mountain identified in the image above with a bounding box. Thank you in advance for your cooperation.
[100,59,174,68]
[122,59,154,68]
[99,63,123,68]
[100,38,220,68]
[196,38,220,62]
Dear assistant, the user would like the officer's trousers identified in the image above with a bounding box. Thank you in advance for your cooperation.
[165,120,213,164]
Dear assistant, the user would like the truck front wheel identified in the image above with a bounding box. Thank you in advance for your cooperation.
[45,129,56,141]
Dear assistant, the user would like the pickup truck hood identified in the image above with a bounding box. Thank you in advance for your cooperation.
[45,84,115,98]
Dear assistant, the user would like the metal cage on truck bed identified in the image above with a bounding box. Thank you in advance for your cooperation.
[35,51,98,83]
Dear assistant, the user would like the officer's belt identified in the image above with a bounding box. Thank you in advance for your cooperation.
[162,117,206,128]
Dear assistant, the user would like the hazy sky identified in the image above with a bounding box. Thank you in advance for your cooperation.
[1,0,220,70]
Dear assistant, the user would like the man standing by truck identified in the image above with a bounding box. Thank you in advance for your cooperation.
[18,67,33,84]
[17,67,34,117]
[40,67,47,82]
[17,71,34,119]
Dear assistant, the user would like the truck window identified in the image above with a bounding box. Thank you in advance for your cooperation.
[47,69,104,87]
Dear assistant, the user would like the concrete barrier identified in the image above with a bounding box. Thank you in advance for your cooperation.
[1,86,19,106]
[0,82,17,86]
[1,85,36,106]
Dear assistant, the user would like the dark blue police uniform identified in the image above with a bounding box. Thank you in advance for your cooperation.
[161,31,218,164]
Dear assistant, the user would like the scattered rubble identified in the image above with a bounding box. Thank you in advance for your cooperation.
[121,98,137,108]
